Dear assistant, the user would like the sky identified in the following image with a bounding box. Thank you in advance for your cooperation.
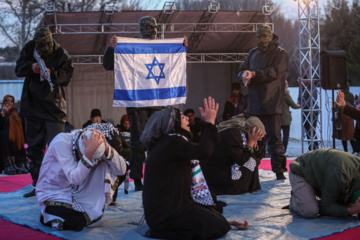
[0,0,330,49]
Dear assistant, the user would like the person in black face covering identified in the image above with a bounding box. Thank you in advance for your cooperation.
[15,27,74,197]
[238,24,289,180]
[103,16,188,191]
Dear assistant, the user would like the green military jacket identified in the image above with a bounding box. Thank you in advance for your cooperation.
[290,149,360,217]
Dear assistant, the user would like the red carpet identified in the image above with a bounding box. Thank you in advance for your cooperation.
[0,160,359,240]
[0,174,61,240]
[258,158,294,171]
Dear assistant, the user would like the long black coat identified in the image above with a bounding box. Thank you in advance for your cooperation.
[201,128,265,195]
[142,124,231,240]
[15,40,73,122]
[238,34,288,116]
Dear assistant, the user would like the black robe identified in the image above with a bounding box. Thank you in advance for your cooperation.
[201,128,265,195]
[142,123,231,240]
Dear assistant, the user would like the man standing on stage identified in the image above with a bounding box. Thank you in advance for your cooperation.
[15,27,74,197]
[238,24,288,180]
[103,16,187,191]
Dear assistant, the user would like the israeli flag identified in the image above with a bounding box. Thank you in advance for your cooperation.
[113,37,187,107]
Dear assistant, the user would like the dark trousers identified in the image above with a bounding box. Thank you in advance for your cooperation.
[146,204,230,240]
[257,114,287,173]
[342,140,356,153]
[41,205,87,231]
[127,108,161,180]
[25,118,64,186]
[281,125,290,152]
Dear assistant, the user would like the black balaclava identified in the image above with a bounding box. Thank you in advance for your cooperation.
[33,27,54,59]
[256,25,273,52]
[139,16,157,39]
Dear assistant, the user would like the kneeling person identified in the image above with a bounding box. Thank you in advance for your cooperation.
[36,129,127,231]
[289,149,360,218]
[201,115,265,195]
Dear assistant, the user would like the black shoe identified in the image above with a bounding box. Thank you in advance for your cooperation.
[276,173,286,180]
[282,205,290,209]
[134,179,143,191]
[215,200,227,207]
[23,188,36,197]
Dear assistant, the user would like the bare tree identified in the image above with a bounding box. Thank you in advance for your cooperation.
[173,0,298,83]
[0,0,46,51]
[175,0,267,11]
[54,0,143,12]
[0,0,143,53]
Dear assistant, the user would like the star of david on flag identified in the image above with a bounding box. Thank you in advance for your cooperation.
[113,37,187,107]
[145,57,165,85]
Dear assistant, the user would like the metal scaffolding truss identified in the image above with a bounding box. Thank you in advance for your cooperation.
[92,2,116,55]
[71,53,248,64]
[298,0,322,152]
[47,22,274,35]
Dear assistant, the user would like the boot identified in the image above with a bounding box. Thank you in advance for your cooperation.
[10,156,21,174]
[276,172,286,180]
[3,157,16,175]
[134,179,143,191]
[23,188,36,198]
[16,157,28,174]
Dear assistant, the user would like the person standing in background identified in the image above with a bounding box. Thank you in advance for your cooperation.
[281,80,300,156]
[239,24,289,180]
[103,16,188,191]
[334,82,356,153]
[222,82,247,121]
[0,95,28,175]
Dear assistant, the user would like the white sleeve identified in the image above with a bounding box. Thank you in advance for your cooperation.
[105,147,127,176]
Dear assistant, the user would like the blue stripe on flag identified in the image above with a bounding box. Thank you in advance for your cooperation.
[114,87,186,101]
[115,43,186,54]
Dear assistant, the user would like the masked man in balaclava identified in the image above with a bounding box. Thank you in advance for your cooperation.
[103,16,187,191]
[15,27,74,197]
[238,24,289,180]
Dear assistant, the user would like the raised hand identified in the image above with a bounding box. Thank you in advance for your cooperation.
[198,96,219,125]
[334,90,346,109]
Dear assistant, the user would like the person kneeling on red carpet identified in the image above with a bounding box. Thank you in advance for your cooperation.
[36,129,127,231]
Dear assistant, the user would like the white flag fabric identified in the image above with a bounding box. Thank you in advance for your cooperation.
[113,37,187,107]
